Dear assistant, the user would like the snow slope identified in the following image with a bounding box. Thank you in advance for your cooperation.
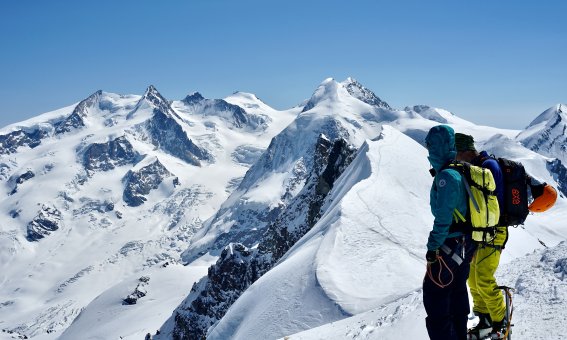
[207,125,567,339]
[286,241,567,340]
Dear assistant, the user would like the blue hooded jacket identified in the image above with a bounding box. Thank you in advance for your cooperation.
[425,125,468,251]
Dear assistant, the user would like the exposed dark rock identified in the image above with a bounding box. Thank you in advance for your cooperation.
[0,129,48,155]
[123,159,174,207]
[182,92,205,105]
[16,170,36,184]
[547,158,567,197]
[343,77,392,110]
[26,206,63,241]
[54,90,102,135]
[170,136,357,339]
[143,86,177,120]
[171,244,272,340]
[140,86,211,166]
[9,209,21,218]
[9,170,35,195]
[82,136,141,172]
[123,276,150,305]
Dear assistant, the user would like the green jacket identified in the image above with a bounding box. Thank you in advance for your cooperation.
[425,125,468,251]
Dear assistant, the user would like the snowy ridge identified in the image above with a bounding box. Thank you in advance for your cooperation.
[157,136,357,340]
[205,126,434,339]
[517,104,567,164]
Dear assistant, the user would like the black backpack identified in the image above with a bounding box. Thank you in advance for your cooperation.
[496,158,530,226]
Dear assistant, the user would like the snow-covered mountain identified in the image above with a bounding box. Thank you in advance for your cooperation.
[517,104,567,164]
[1,78,566,340]
[0,86,298,339]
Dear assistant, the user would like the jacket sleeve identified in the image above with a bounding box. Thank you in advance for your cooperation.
[427,169,461,251]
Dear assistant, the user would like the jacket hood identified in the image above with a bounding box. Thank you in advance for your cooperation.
[425,125,456,172]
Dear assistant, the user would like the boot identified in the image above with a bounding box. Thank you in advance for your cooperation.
[488,318,508,339]
[467,312,492,340]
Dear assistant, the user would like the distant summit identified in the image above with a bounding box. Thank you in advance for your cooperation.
[517,103,567,164]
[341,77,392,110]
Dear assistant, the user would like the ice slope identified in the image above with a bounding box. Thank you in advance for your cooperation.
[209,125,567,340]
[0,87,298,339]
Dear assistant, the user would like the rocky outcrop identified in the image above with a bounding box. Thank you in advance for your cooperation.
[9,170,35,195]
[171,244,272,340]
[547,158,567,197]
[123,276,150,305]
[54,90,102,134]
[26,205,63,241]
[342,77,392,110]
[0,129,48,155]
[82,136,140,172]
[122,159,175,207]
[168,136,356,339]
[142,87,211,166]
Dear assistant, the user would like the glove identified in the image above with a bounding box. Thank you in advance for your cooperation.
[426,249,439,264]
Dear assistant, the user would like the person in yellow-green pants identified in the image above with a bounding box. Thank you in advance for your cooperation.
[467,227,507,339]
[455,133,507,340]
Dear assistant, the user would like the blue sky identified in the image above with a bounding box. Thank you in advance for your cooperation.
[1,0,565,129]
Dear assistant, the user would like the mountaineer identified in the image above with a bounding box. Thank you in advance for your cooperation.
[423,125,477,340]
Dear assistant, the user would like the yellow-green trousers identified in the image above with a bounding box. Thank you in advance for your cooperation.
[468,244,506,323]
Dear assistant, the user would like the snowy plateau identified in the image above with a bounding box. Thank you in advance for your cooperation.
[0,78,566,340]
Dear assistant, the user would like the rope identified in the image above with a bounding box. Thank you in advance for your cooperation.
[426,255,454,289]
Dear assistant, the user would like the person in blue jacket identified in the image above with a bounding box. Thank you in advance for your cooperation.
[423,125,476,340]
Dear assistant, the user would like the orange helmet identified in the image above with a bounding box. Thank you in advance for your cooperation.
[528,185,558,213]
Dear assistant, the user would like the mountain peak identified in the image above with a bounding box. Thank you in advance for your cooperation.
[72,90,104,117]
[140,85,175,117]
[143,85,165,101]
[301,78,341,112]
[340,77,392,110]
[183,92,205,104]
[527,103,567,128]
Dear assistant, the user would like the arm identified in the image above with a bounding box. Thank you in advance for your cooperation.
[427,169,461,251]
